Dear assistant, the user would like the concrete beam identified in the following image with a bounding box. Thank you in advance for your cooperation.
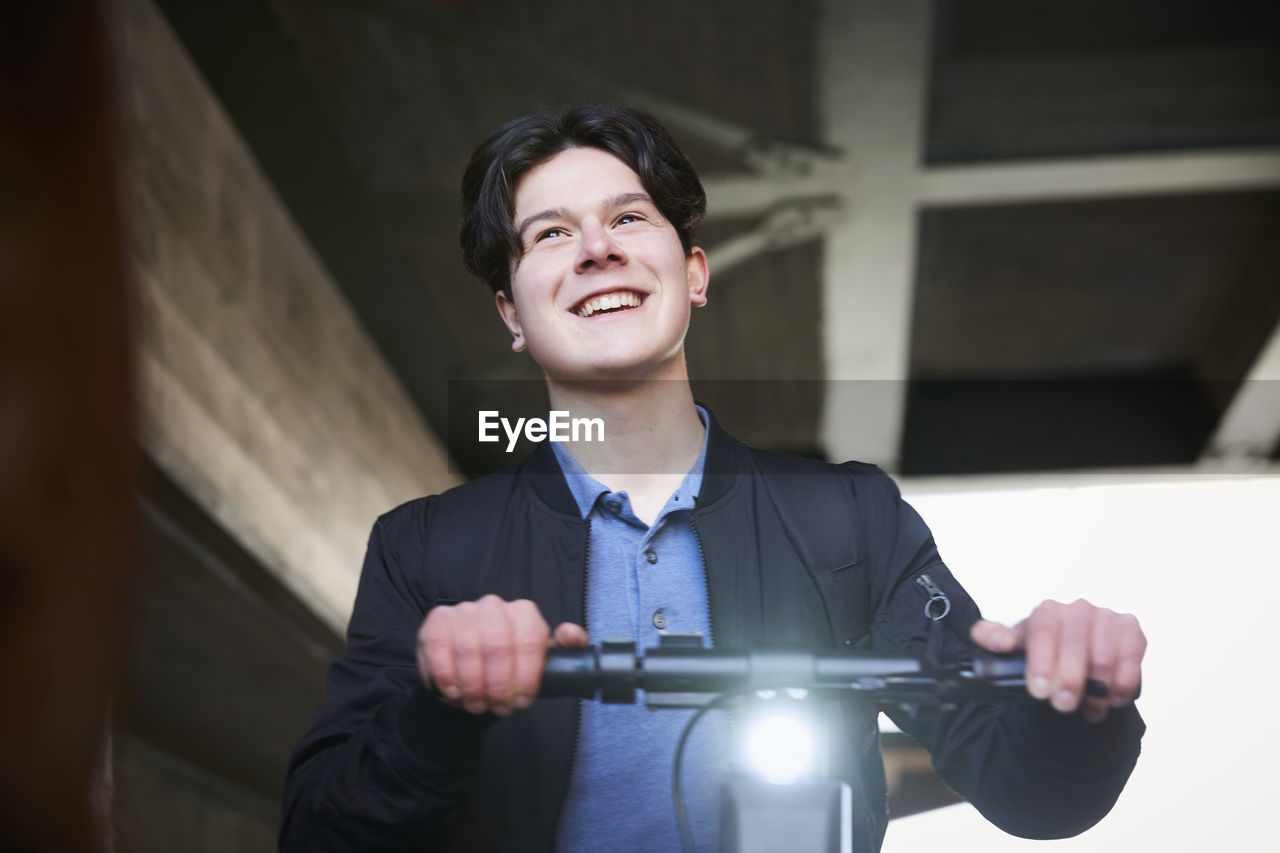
[920,148,1280,208]
[705,197,845,275]
[817,0,932,470]
[115,0,460,632]
[707,148,1280,222]
[704,174,832,221]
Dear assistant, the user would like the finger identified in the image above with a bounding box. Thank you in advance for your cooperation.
[1051,599,1093,713]
[1109,613,1146,707]
[451,600,489,714]
[1081,608,1119,723]
[552,621,589,647]
[969,619,1018,653]
[1022,602,1061,701]
[477,596,517,716]
[419,606,460,701]
[509,600,551,710]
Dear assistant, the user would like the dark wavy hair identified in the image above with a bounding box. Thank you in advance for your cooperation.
[460,104,707,295]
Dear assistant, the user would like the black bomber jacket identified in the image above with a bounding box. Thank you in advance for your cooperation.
[280,413,1144,852]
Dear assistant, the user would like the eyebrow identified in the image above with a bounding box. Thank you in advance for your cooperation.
[515,207,568,242]
[515,192,657,242]
[602,191,655,211]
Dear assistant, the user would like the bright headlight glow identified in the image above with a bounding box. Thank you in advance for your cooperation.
[745,712,814,783]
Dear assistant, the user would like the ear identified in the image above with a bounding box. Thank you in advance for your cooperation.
[686,246,710,307]
[495,289,526,352]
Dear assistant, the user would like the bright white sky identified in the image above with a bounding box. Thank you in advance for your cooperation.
[883,474,1280,852]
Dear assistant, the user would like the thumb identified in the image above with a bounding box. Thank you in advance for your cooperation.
[970,618,1022,653]
[551,622,589,647]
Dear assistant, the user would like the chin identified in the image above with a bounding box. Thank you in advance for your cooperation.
[541,357,679,387]
[532,340,686,384]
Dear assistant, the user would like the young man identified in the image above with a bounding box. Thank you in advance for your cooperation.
[281,105,1145,853]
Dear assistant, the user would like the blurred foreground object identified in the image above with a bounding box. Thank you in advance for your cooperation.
[0,2,135,851]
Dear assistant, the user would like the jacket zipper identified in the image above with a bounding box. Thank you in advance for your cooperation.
[550,518,590,851]
[691,512,744,812]
[915,571,953,663]
[689,515,715,648]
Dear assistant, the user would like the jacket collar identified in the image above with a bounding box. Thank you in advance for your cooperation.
[521,404,740,515]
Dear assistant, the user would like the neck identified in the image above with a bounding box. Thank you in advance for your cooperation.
[546,374,704,483]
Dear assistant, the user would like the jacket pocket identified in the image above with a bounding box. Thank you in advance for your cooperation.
[826,559,872,649]
[875,563,980,659]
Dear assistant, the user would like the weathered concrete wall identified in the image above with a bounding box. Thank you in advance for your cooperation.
[112,735,278,853]
[112,0,460,632]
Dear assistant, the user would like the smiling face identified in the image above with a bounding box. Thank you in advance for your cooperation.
[495,146,708,385]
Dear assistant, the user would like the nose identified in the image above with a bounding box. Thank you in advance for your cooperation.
[575,220,627,272]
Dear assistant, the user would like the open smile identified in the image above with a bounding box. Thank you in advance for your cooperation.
[572,289,645,318]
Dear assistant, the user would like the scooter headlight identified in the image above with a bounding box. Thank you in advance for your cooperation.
[745,711,815,783]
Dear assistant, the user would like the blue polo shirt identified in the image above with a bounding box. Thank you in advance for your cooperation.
[552,408,731,853]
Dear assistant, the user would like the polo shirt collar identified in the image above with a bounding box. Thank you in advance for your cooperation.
[550,405,710,521]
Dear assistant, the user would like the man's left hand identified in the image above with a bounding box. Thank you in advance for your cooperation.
[970,600,1145,723]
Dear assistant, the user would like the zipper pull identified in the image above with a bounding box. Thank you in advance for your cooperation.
[915,573,951,663]
[916,573,952,621]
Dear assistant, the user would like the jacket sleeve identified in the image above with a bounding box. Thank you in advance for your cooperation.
[851,464,1145,839]
[279,500,494,852]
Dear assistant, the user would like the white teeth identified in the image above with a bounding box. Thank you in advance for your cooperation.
[576,291,642,317]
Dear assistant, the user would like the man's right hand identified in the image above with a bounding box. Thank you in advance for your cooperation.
[416,595,588,717]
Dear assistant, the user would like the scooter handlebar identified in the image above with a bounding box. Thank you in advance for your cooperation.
[540,637,1111,708]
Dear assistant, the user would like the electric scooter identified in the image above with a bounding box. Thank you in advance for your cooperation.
[539,633,1108,853]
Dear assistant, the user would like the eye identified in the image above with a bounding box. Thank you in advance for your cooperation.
[616,212,645,226]
[534,226,568,243]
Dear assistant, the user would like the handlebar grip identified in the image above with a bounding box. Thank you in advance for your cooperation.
[540,647,599,699]
[969,651,1110,699]
[541,641,640,702]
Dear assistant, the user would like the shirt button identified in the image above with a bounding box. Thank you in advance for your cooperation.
[605,500,622,515]
[652,611,668,629]
[644,549,658,564]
